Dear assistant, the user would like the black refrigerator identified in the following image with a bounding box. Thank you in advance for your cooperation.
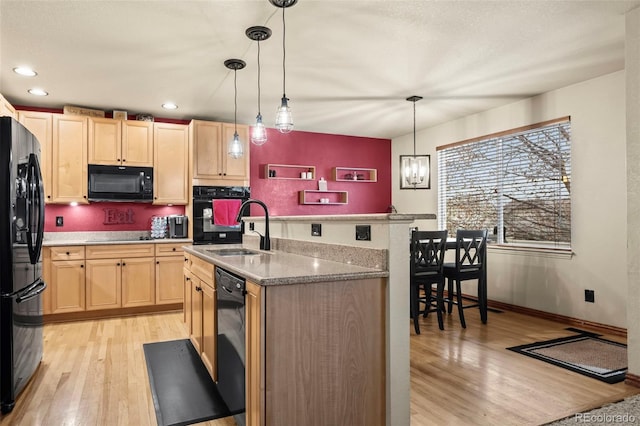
[0,117,46,413]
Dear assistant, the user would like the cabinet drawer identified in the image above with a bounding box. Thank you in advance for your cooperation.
[183,252,192,270]
[190,255,214,283]
[50,246,85,261]
[155,243,185,257]
[86,244,155,259]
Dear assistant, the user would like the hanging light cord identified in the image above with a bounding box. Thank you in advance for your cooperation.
[257,39,262,115]
[281,5,286,97]
[234,69,238,133]
[413,99,417,156]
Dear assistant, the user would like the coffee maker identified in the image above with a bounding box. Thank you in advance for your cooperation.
[167,215,188,238]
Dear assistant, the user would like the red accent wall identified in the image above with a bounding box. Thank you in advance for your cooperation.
[249,128,391,216]
[44,203,185,232]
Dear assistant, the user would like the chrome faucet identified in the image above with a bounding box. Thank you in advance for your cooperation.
[235,198,271,251]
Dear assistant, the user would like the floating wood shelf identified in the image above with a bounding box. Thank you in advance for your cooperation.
[264,164,316,180]
[332,167,377,182]
[298,190,348,205]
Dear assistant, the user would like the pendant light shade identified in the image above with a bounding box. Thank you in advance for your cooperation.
[404,96,427,186]
[246,26,272,145]
[270,0,297,133]
[224,58,246,159]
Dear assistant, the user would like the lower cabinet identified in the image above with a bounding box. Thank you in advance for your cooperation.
[155,244,185,305]
[85,245,155,310]
[185,254,217,381]
[46,246,86,314]
[43,243,183,319]
[245,280,262,426]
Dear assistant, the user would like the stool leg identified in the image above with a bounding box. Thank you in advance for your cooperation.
[447,277,454,314]
[411,284,420,335]
[456,279,466,328]
[423,283,431,318]
[436,279,444,330]
[479,276,488,324]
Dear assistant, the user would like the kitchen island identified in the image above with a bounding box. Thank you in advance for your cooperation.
[183,244,389,426]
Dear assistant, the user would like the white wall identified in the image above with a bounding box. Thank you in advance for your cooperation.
[393,71,628,328]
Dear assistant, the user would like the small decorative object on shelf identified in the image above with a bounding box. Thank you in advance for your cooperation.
[318,177,328,191]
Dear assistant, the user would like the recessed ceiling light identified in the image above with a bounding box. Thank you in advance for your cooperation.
[162,103,178,110]
[13,66,37,77]
[28,88,48,96]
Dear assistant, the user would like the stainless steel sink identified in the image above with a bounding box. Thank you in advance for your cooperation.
[205,248,262,256]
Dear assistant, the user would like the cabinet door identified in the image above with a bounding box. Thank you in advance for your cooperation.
[85,259,121,310]
[222,123,250,184]
[190,120,222,180]
[184,268,193,331]
[154,122,188,205]
[246,280,263,426]
[156,256,184,305]
[18,111,53,202]
[52,114,88,204]
[0,94,16,118]
[201,281,217,380]
[122,120,153,166]
[50,260,86,314]
[88,117,122,165]
[190,276,203,354]
[122,257,155,307]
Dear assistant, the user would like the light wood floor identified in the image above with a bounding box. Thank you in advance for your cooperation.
[1,309,638,426]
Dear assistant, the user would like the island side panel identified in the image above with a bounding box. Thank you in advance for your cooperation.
[264,278,386,426]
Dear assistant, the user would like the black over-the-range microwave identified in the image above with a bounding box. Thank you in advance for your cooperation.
[88,164,153,202]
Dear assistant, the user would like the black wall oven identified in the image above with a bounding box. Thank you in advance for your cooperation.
[192,186,249,245]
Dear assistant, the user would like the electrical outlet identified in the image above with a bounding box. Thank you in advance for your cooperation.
[585,289,595,303]
[249,222,255,231]
[311,223,322,237]
[56,216,64,227]
[355,224,371,241]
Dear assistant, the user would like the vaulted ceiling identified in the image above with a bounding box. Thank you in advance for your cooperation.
[1,0,638,139]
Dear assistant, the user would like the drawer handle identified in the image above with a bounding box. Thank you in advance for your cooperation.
[66,251,70,255]
[117,263,121,266]
[172,247,176,251]
[80,264,84,268]
[185,277,190,281]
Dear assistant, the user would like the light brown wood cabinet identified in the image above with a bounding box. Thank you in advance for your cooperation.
[155,243,184,305]
[189,120,250,186]
[154,122,189,205]
[0,93,16,118]
[18,111,53,202]
[47,246,87,314]
[88,117,153,166]
[245,280,262,426]
[85,244,155,310]
[184,253,217,380]
[52,114,88,204]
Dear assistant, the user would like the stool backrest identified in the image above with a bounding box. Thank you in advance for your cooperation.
[454,229,488,272]
[410,230,448,276]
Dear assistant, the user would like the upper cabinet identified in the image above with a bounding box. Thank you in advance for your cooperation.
[88,117,153,166]
[0,93,16,118]
[154,122,189,205]
[18,111,53,202]
[189,120,250,186]
[52,114,89,204]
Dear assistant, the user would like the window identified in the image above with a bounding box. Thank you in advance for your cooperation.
[437,117,571,247]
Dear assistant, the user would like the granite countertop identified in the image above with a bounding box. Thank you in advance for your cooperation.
[43,231,191,246]
[184,244,388,286]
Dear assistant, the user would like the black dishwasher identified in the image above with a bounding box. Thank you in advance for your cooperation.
[215,267,246,426]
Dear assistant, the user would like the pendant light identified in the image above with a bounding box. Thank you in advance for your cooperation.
[225,58,246,159]
[246,26,272,145]
[404,96,427,186]
[270,0,297,133]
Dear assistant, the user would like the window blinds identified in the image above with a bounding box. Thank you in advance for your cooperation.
[437,118,571,246]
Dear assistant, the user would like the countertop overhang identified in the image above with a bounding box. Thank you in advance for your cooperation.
[184,244,388,286]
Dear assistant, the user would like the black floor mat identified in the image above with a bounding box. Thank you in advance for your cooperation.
[143,339,237,426]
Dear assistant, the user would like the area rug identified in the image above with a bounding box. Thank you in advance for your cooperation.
[143,339,237,426]
[507,330,627,384]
